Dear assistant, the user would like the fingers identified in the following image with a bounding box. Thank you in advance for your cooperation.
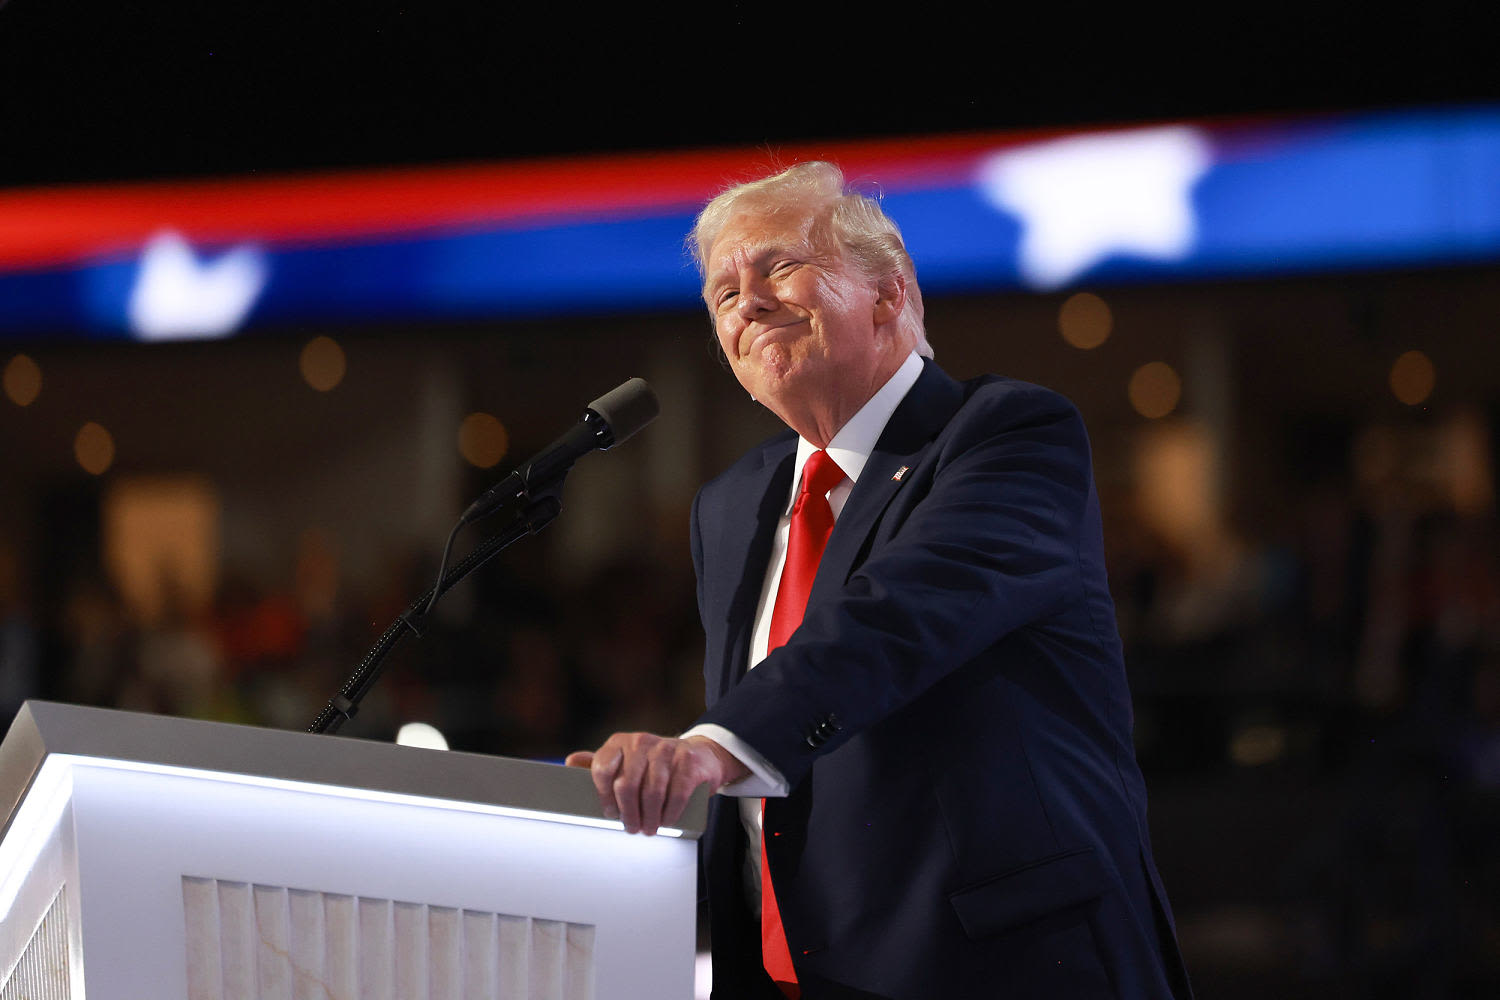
[575,733,725,836]
[636,739,679,836]
[588,742,624,821]
[612,738,650,833]
[661,753,708,834]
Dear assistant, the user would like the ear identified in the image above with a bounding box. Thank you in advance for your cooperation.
[872,271,907,326]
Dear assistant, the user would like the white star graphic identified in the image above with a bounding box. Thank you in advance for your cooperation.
[127,230,268,341]
[977,125,1213,290]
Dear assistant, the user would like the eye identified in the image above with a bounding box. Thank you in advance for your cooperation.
[715,288,738,309]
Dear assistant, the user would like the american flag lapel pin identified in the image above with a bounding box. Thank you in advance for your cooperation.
[892,465,910,482]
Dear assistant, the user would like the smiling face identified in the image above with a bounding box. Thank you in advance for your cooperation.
[704,203,910,444]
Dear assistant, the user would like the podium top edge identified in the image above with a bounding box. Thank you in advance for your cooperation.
[0,701,706,839]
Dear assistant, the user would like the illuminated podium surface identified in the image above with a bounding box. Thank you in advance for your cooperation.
[0,701,705,1000]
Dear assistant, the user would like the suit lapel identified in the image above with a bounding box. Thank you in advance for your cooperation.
[713,436,796,699]
[808,360,966,610]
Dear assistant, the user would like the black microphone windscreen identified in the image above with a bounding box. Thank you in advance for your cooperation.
[587,378,659,447]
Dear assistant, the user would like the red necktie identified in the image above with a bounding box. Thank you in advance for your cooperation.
[762,449,844,997]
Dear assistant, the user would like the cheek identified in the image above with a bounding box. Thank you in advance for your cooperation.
[813,277,876,337]
[713,315,738,354]
[809,274,860,315]
[810,275,858,322]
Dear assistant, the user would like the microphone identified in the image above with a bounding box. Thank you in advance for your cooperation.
[459,377,659,525]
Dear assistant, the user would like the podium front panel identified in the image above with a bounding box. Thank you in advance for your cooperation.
[1,704,704,1000]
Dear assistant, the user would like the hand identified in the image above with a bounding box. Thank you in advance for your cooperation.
[564,733,749,835]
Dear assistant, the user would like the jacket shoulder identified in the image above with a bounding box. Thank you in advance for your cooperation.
[937,373,1087,446]
[956,373,1081,417]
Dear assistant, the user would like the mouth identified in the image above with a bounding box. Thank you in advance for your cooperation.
[741,322,802,358]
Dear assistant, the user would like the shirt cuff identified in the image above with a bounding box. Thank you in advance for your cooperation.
[681,724,790,797]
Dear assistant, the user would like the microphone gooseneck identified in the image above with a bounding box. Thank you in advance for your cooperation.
[309,376,658,735]
[458,377,659,526]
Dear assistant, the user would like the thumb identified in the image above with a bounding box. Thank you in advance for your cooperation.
[564,750,595,768]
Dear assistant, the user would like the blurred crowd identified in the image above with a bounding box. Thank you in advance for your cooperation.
[1104,433,1500,996]
[0,531,707,764]
[1,420,1499,997]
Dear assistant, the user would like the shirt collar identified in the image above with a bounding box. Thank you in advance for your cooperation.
[786,351,924,513]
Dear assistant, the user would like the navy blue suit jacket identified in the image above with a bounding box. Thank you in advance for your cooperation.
[689,361,1192,999]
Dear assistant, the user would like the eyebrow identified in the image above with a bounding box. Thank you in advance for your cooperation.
[703,239,802,297]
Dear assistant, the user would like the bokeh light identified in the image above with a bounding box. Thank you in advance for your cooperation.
[1128,362,1182,419]
[75,422,116,475]
[396,722,450,750]
[1229,723,1288,767]
[299,336,347,392]
[1057,292,1113,349]
[458,412,509,469]
[1389,349,1435,406]
[3,353,42,406]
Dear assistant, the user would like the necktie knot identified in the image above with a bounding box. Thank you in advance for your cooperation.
[798,449,844,503]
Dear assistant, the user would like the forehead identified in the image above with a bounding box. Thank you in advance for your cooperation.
[705,205,831,274]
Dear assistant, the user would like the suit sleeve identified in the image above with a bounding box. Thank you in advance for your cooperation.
[692,384,1102,788]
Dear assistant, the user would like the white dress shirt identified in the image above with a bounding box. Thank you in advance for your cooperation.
[682,351,924,908]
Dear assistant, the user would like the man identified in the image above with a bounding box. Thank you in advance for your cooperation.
[566,162,1192,999]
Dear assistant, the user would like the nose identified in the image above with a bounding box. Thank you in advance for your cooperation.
[735,270,776,321]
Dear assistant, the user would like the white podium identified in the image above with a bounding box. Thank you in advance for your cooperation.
[0,702,706,1000]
